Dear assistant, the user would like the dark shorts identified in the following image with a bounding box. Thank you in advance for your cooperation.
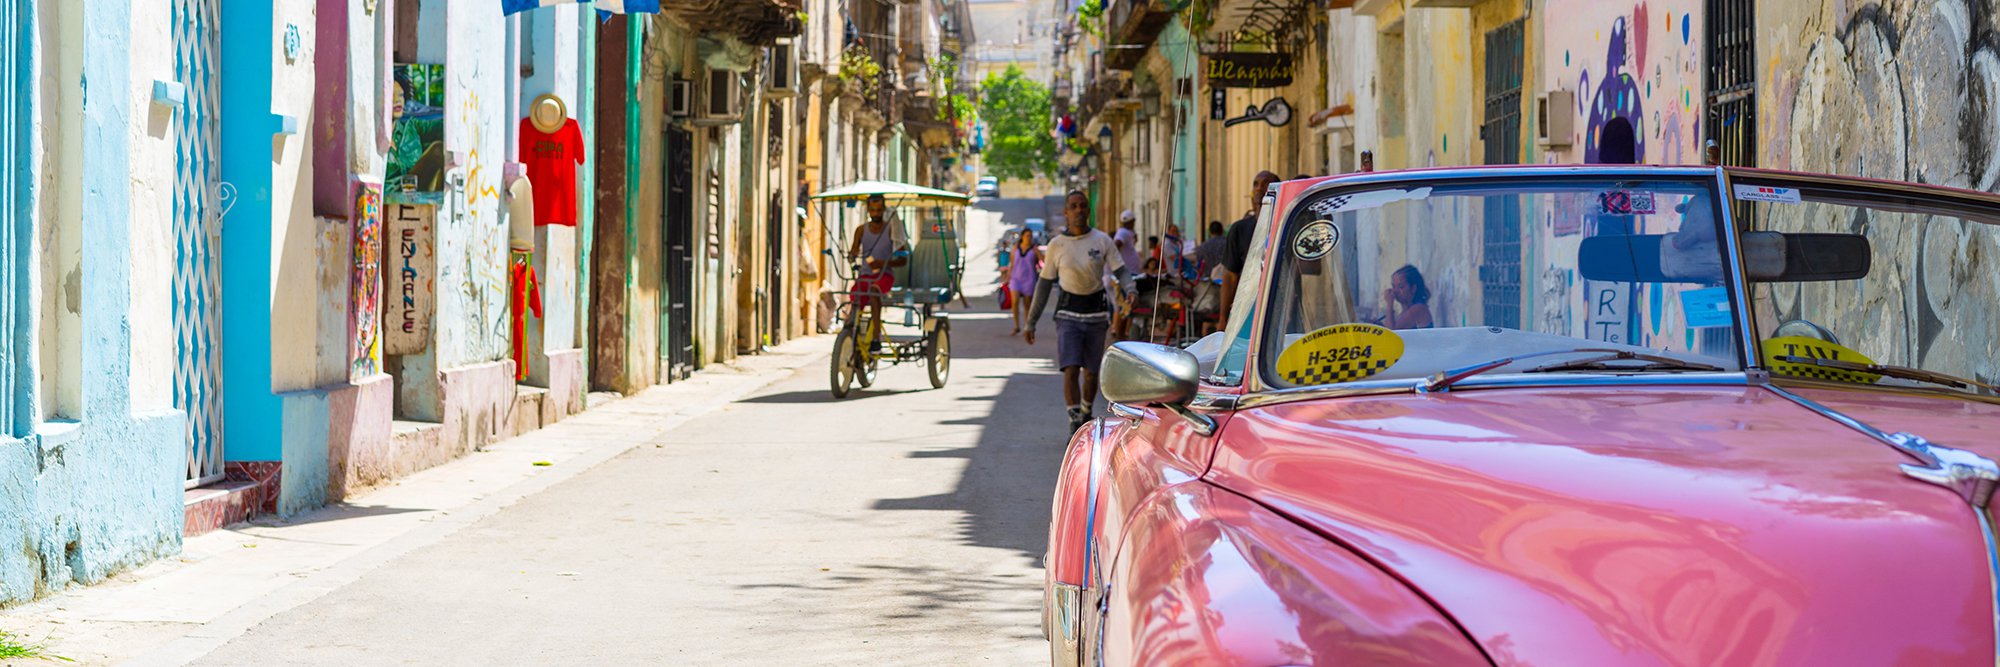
[1056,318,1109,372]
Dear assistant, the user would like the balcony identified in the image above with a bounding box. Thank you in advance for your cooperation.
[1106,0,1175,70]
[663,0,804,46]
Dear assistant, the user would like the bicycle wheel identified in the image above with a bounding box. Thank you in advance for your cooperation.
[926,321,951,388]
[857,314,880,389]
[830,321,856,399]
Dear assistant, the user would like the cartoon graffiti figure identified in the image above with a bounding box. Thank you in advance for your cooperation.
[1585,17,1646,165]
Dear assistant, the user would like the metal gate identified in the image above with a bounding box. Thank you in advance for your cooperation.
[766,192,783,345]
[663,126,696,380]
[1703,0,1755,354]
[173,0,225,487]
[1478,20,1526,329]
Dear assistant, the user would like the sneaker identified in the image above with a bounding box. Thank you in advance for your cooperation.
[1067,406,1091,433]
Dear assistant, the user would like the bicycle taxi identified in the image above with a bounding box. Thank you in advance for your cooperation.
[812,180,968,398]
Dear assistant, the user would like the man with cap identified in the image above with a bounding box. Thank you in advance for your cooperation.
[1220,171,1281,324]
[1111,210,1142,337]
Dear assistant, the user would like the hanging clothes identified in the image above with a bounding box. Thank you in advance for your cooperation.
[509,251,543,382]
[519,117,586,226]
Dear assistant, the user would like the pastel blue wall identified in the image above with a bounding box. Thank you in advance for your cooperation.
[218,1,281,462]
[1166,18,1199,237]
[1,0,184,605]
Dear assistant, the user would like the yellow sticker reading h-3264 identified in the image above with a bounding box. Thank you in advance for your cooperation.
[1275,323,1405,386]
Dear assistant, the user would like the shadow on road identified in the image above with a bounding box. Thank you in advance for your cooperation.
[866,306,1073,566]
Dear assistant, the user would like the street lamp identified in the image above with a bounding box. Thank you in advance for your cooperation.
[1097,125,1113,150]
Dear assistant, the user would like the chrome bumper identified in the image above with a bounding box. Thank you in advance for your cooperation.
[1046,582,1085,667]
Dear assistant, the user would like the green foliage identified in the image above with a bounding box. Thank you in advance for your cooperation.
[838,45,883,101]
[978,65,1059,182]
[929,55,977,127]
[0,630,70,663]
[1075,0,1105,38]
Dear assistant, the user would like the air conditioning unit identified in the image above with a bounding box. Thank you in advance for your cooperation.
[698,70,742,125]
[668,78,693,118]
[1537,89,1575,148]
[767,41,796,97]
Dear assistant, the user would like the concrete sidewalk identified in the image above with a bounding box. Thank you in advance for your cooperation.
[0,336,829,667]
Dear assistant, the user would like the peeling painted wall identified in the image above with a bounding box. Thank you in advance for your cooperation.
[434,1,511,369]
[2,0,184,606]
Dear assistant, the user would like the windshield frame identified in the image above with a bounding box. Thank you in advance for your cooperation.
[1244,166,1754,395]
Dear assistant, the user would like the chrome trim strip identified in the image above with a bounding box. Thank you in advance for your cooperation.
[1712,167,1764,371]
[1236,372,1756,410]
[1082,420,1105,598]
[1107,402,1146,420]
[1047,582,1084,667]
[1190,391,1238,411]
[1766,383,2000,662]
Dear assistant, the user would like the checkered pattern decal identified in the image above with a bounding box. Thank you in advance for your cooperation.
[1284,358,1394,386]
[1771,356,1881,385]
[173,0,224,486]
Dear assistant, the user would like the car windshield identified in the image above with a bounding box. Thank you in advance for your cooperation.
[1258,176,1744,389]
[1737,177,2000,397]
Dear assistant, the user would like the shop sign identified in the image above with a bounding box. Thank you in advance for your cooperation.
[1207,53,1294,89]
[383,203,435,354]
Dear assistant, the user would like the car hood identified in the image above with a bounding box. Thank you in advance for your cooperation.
[1206,385,1995,666]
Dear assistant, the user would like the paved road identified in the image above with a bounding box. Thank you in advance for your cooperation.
[189,198,1070,666]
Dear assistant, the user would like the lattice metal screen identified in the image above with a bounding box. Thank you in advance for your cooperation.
[174,0,225,487]
[1704,0,1755,355]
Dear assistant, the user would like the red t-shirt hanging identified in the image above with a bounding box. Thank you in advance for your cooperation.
[519,117,586,226]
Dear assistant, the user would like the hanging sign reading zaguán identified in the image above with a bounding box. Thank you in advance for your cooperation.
[1206,53,1294,89]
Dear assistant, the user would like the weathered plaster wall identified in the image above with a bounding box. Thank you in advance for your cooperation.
[2,0,184,606]
[35,0,82,421]
[435,0,511,369]
[269,0,329,394]
[1542,0,1704,165]
[128,0,176,414]
[1402,8,1476,169]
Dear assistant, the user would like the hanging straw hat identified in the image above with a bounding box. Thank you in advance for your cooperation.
[530,94,567,134]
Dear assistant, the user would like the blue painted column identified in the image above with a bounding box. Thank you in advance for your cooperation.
[217,2,282,463]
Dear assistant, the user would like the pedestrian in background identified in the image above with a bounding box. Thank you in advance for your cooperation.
[1195,220,1228,279]
[1007,229,1041,335]
[1220,171,1280,325]
[1026,191,1133,433]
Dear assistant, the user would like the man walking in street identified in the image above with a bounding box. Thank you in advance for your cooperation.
[1220,171,1281,325]
[1026,191,1134,433]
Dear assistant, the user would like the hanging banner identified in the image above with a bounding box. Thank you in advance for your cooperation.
[383,203,436,354]
[501,0,660,15]
[1206,53,1295,89]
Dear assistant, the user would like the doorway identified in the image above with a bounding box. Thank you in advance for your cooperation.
[173,0,225,487]
[663,126,696,381]
[1478,19,1526,329]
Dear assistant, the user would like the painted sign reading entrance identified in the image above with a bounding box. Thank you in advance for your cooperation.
[1207,53,1294,88]
[383,203,435,354]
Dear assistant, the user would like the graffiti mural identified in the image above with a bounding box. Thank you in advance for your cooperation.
[351,181,384,378]
[1583,17,1647,163]
[389,64,446,195]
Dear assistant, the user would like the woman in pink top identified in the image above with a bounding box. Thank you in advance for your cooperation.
[1007,229,1041,335]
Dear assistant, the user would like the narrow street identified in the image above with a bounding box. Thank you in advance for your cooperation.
[159,197,1065,666]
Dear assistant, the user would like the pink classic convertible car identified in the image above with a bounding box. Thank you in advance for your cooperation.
[1045,166,2000,665]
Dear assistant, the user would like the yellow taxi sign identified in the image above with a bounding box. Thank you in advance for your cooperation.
[1276,323,1405,385]
[1761,336,1882,384]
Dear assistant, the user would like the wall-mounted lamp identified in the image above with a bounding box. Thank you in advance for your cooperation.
[1096,125,1113,148]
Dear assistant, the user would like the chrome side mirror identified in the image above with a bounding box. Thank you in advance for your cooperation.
[1102,342,1218,435]
[1102,342,1201,407]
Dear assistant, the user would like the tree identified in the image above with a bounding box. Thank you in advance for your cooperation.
[977,65,1058,182]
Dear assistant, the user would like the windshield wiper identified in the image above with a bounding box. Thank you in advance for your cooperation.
[1418,347,1706,393]
[1525,350,1725,375]
[1774,355,2000,395]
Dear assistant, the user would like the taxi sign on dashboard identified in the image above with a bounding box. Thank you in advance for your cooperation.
[1276,323,1405,385]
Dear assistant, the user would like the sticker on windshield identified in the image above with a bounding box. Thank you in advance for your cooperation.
[1598,190,1657,215]
[1305,187,1434,217]
[1293,220,1339,260]
[1761,336,1882,384]
[1678,287,1732,328]
[1276,324,1404,385]
[1733,185,1803,204]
